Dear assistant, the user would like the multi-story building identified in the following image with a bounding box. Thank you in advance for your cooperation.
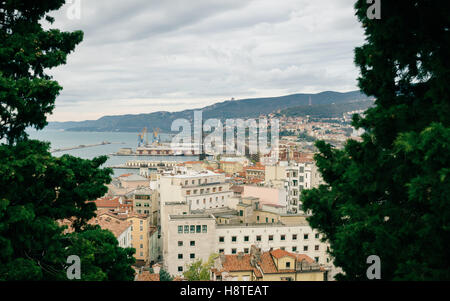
[211,247,325,281]
[265,161,325,213]
[159,170,234,274]
[97,209,153,264]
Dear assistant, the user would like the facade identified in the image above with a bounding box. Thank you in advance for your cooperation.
[97,209,152,263]
[265,161,324,213]
[164,215,332,277]
[165,214,217,276]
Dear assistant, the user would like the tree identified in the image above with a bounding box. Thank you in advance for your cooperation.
[159,268,173,281]
[0,1,135,280]
[301,0,450,280]
[183,254,217,281]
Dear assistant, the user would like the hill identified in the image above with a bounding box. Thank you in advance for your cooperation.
[47,90,371,132]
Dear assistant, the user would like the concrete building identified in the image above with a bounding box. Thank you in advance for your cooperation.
[265,161,325,213]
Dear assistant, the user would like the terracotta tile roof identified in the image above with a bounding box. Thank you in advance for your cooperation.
[59,214,131,238]
[137,271,160,281]
[222,254,254,272]
[270,249,296,259]
[292,253,315,264]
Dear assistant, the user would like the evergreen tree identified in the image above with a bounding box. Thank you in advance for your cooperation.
[159,268,173,281]
[301,0,450,280]
[0,1,135,280]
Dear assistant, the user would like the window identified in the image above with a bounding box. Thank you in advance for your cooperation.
[219,236,225,243]
[239,210,243,217]
[196,225,201,233]
[140,252,143,256]
[219,249,224,253]
[257,216,260,221]
[184,225,189,233]
[186,190,191,195]
[272,219,274,223]
[280,247,285,250]
[292,246,297,252]
[202,225,207,233]
[231,249,237,254]
[178,241,183,247]
[256,235,261,242]
[190,253,195,259]
[286,262,291,268]
[315,257,319,263]
[315,245,319,251]
[304,234,309,240]
[140,244,143,248]
[304,245,308,251]
[178,254,183,259]
[268,235,273,241]
[190,225,195,233]
[190,241,195,246]
[281,235,286,241]
[315,233,320,239]
[178,226,183,234]
[244,248,249,254]
[140,235,143,240]
[178,266,183,272]
[265,217,268,223]
[244,236,249,242]
[231,236,237,242]
[292,234,297,240]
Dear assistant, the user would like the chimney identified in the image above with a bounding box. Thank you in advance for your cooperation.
[152,264,161,274]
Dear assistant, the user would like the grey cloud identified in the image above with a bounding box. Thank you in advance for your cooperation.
[44,0,365,121]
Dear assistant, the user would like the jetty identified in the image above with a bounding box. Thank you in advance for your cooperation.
[50,141,115,153]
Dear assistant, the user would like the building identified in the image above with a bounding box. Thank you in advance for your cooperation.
[211,247,325,281]
[265,161,325,213]
[165,214,217,276]
[60,214,132,249]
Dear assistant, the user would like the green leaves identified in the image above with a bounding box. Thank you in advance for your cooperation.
[0,1,83,144]
[302,1,450,280]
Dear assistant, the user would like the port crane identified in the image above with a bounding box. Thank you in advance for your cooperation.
[137,127,148,147]
[153,128,160,144]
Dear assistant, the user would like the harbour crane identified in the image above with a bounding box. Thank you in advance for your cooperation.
[137,127,148,147]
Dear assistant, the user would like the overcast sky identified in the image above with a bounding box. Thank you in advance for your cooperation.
[45,0,365,122]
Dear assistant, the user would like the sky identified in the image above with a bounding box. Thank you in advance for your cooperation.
[45,0,366,122]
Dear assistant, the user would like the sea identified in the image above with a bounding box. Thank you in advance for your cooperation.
[27,129,203,177]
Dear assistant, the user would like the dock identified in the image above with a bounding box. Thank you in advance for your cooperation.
[50,141,118,153]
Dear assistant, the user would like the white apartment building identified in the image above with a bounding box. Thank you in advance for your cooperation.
[265,161,325,214]
[166,214,217,276]
[165,216,336,279]
[159,170,234,272]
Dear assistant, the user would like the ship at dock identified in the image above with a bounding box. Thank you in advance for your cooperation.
[114,127,200,156]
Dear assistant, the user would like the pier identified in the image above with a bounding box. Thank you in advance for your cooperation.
[50,141,117,153]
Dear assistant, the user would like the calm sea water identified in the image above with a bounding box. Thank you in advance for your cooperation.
[27,129,201,177]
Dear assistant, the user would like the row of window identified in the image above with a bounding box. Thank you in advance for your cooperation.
[186,186,223,195]
[177,253,196,260]
[191,196,226,205]
[218,244,321,254]
[177,225,208,234]
[177,240,196,247]
[218,233,319,243]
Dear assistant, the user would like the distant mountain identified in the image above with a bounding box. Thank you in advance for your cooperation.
[278,99,374,118]
[47,90,371,133]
